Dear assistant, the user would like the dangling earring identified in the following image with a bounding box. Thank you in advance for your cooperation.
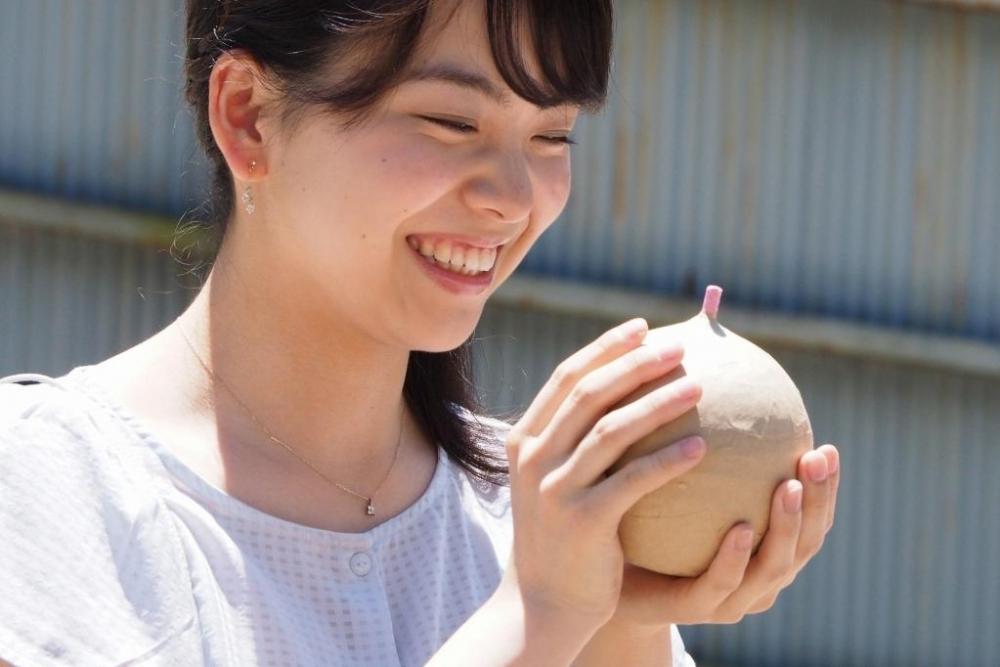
[242,160,257,215]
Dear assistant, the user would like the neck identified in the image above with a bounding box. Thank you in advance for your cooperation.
[170,235,421,487]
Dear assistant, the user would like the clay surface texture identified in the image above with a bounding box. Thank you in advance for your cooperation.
[607,306,814,577]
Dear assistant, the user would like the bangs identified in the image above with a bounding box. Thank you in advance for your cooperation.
[486,0,613,113]
[273,0,613,132]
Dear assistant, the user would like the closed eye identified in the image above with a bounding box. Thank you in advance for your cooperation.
[418,116,576,146]
[420,116,476,134]
[542,135,576,145]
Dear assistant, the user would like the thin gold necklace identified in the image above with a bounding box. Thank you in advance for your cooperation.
[176,320,404,517]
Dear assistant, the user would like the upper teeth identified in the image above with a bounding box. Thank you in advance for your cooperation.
[408,236,499,273]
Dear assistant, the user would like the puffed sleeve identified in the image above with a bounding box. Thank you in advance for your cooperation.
[0,380,201,666]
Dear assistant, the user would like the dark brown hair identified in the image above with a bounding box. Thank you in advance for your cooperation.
[180,0,614,486]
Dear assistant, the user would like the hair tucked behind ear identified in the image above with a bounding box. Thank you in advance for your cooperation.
[178,0,613,487]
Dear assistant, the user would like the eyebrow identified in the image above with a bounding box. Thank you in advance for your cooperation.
[400,63,514,108]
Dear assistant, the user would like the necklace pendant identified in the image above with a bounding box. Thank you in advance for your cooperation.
[366,498,375,516]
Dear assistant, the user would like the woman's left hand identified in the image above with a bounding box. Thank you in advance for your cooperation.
[605,443,841,631]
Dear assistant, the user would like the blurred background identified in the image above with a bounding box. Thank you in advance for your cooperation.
[0,1,997,666]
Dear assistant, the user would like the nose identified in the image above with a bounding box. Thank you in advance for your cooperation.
[461,147,534,223]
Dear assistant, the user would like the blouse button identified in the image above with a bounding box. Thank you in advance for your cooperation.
[349,551,372,577]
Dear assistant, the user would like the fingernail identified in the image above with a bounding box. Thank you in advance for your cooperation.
[656,343,683,362]
[622,318,648,340]
[828,448,839,474]
[737,528,754,550]
[784,481,803,513]
[808,454,828,482]
[674,378,701,400]
[680,436,706,458]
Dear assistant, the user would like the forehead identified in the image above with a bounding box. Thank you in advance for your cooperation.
[400,1,577,116]
[399,62,515,108]
[414,0,515,67]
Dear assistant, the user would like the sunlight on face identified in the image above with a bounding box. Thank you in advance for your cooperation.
[258,0,580,353]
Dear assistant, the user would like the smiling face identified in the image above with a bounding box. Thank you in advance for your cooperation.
[240,0,579,353]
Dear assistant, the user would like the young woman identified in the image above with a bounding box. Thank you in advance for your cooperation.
[0,0,840,665]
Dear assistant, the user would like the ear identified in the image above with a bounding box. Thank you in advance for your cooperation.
[207,50,273,182]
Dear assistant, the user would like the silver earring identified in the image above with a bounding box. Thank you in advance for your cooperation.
[242,160,257,215]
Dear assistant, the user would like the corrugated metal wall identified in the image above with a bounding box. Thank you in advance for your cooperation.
[0,1,204,212]
[1,0,996,341]
[0,221,190,376]
[542,0,1000,341]
[2,1,998,666]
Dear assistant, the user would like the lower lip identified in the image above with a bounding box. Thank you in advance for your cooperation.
[409,242,498,296]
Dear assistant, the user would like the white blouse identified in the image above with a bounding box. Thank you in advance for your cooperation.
[0,365,694,666]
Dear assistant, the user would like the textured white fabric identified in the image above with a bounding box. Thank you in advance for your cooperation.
[0,365,695,666]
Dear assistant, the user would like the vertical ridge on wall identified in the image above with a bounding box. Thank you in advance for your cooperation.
[1,0,996,341]
[0,1,208,212]
[524,0,1000,341]
[0,223,194,377]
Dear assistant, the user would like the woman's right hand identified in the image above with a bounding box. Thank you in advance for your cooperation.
[497,317,707,632]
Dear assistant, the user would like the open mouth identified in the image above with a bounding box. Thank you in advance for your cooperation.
[418,252,490,276]
[407,235,502,293]
[406,235,501,276]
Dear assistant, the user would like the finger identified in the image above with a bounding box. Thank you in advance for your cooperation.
[584,435,706,522]
[794,450,831,563]
[772,445,841,591]
[819,444,841,531]
[557,369,702,488]
[536,341,688,467]
[685,523,755,618]
[513,318,649,440]
[747,590,780,615]
[718,480,803,615]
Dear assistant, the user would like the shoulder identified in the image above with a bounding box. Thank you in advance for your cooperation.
[0,370,151,551]
[0,374,106,468]
[0,373,78,423]
[0,372,133,487]
[0,369,168,537]
[0,373,198,665]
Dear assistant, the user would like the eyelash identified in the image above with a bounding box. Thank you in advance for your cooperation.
[421,116,577,146]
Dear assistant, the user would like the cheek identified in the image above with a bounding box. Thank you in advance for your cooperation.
[526,156,572,239]
[367,138,461,218]
[286,132,458,234]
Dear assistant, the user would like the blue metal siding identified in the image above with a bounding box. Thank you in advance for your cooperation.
[0,1,997,339]
[530,0,1000,341]
[0,1,206,211]
[0,222,190,373]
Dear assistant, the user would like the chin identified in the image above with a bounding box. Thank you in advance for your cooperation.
[411,315,482,353]
[416,331,476,354]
